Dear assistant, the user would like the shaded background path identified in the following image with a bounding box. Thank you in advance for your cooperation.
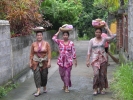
[1,41,117,100]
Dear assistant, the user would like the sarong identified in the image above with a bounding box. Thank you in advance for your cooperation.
[92,62,108,89]
[59,67,72,87]
[33,67,48,88]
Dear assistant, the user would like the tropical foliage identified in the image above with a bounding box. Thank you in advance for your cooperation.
[76,0,107,38]
[109,40,117,55]
[0,0,7,20]
[0,83,18,98]
[41,0,83,30]
[111,63,133,100]
[0,0,52,37]
[93,0,128,13]
[7,0,42,35]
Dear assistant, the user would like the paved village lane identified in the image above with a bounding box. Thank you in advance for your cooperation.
[1,41,117,100]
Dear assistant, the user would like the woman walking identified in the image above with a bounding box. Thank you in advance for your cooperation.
[86,23,116,95]
[29,31,51,97]
[52,28,77,93]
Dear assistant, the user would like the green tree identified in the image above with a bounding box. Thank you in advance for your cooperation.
[76,0,107,38]
[41,0,83,30]
[93,0,128,13]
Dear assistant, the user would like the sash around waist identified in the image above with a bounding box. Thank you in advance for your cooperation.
[33,55,48,62]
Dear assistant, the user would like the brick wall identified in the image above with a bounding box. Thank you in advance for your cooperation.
[122,15,128,52]
[118,0,133,61]
[116,17,123,50]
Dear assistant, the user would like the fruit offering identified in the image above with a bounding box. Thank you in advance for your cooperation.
[60,24,73,32]
[92,18,105,28]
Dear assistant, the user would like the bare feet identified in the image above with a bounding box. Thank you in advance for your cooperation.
[62,86,65,90]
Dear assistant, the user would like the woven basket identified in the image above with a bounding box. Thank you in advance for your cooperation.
[92,18,105,28]
[93,24,105,28]
[32,29,45,32]
[95,18,102,22]
[32,27,45,32]
[60,27,73,32]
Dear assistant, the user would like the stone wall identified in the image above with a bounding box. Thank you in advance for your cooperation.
[0,20,12,85]
[0,20,57,85]
[128,0,133,60]
[0,20,78,85]
[9,31,56,85]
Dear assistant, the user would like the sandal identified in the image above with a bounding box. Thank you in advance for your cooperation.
[97,90,100,94]
[65,89,70,93]
[100,90,105,95]
[93,91,98,95]
[34,93,41,97]
[43,90,47,93]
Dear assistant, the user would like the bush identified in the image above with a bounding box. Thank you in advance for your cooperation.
[78,34,89,40]
[0,0,51,36]
[109,40,117,55]
[52,51,58,58]
[0,87,6,98]
[111,63,133,100]
[6,0,42,35]
[0,0,7,20]
[0,83,18,98]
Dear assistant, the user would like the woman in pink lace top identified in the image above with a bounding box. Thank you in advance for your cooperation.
[52,28,77,93]
[86,24,116,95]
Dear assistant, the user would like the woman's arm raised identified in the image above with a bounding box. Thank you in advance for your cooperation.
[52,28,61,44]
[104,23,116,41]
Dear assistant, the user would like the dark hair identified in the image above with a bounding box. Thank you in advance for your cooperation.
[95,28,102,33]
[62,31,69,36]
[102,28,107,34]
[36,31,43,35]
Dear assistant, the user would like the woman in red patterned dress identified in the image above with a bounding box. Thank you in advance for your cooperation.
[52,28,77,93]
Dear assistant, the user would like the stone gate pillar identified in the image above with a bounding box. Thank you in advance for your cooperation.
[0,20,12,85]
